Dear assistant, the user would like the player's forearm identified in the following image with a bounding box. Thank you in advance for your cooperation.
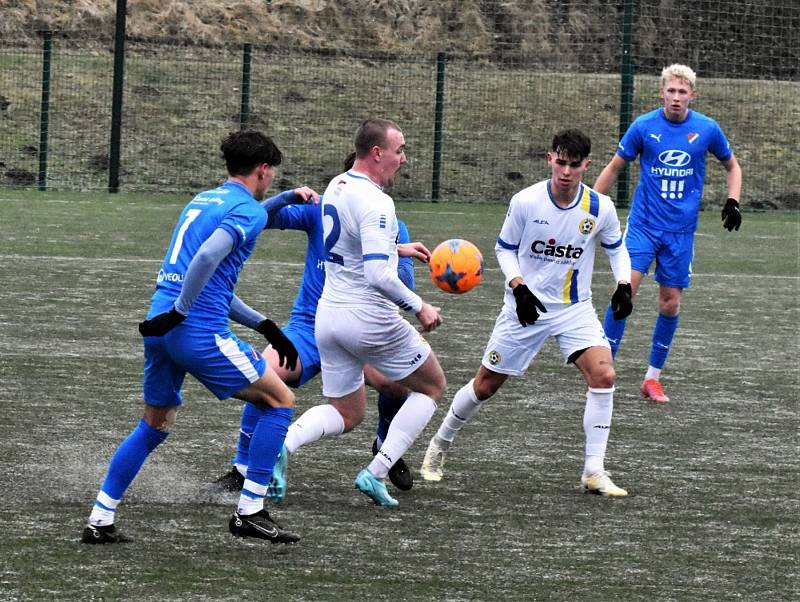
[724,156,742,201]
[593,156,625,195]
[229,295,267,329]
[494,240,523,286]
[261,190,297,226]
[605,244,632,284]
[363,259,423,313]
[174,228,233,315]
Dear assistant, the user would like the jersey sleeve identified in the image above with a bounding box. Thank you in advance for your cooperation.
[219,202,265,250]
[598,199,631,283]
[708,121,733,162]
[359,198,397,260]
[269,203,316,232]
[494,194,525,284]
[616,119,643,161]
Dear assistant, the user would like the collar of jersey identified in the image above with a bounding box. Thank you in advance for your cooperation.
[346,170,383,191]
[222,180,255,198]
[659,107,693,126]
[546,180,584,210]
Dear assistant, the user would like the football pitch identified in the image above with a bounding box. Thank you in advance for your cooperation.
[0,190,797,601]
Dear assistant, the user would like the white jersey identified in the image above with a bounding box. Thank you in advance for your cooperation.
[495,180,626,315]
[319,170,422,317]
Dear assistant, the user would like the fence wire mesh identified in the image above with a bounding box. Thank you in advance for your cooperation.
[0,1,798,207]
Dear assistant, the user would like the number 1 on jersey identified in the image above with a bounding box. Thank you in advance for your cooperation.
[169,208,202,265]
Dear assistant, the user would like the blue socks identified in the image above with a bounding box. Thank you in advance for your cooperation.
[649,313,679,369]
[241,406,293,496]
[99,418,169,500]
[603,304,627,358]
[233,402,260,467]
[376,392,408,443]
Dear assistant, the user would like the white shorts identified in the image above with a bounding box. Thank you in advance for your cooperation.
[481,300,609,376]
[315,304,431,398]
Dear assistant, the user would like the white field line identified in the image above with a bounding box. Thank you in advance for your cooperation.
[1,253,798,279]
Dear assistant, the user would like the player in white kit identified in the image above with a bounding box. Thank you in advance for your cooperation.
[273,118,446,507]
[420,129,634,496]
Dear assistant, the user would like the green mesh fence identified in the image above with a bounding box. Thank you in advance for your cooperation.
[0,1,798,208]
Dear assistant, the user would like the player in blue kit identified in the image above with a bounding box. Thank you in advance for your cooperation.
[81,130,303,545]
[594,64,743,403]
[212,153,415,497]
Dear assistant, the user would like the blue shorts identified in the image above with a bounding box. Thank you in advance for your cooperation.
[624,222,694,289]
[282,318,321,388]
[143,323,267,407]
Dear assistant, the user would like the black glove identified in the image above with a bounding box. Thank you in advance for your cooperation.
[256,319,298,371]
[138,307,186,337]
[721,198,741,232]
[512,283,547,326]
[610,282,633,320]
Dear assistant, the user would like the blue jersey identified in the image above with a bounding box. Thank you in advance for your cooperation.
[619,108,732,233]
[148,181,267,329]
[269,201,415,327]
[268,203,326,327]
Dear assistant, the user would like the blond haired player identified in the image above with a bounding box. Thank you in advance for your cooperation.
[594,64,742,403]
[421,129,633,496]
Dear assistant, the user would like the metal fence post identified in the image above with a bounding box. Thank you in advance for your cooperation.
[431,52,446,202]
[108,0,127,193]
[616,0,635,207]
[240,43,252,129]
[38,31,52,191]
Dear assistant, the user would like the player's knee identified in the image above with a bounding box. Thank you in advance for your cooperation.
[589,365,616,389]
[473,375,501,401]
[143,405,178,432]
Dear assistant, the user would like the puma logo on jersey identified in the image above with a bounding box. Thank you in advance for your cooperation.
[650,133,662,142]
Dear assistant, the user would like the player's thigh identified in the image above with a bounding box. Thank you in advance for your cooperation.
[624,222,660,276]
[397,351,446,400]
[355,313,433,385]
[552,302,610,366]
[281,320,321,387]
[364,364,408,399]
[481,310,550,376]
[315,306,366,398]
[142,335,186,407]
[234,365,294,409]
[167,326,268,402]
[653,231,694,289]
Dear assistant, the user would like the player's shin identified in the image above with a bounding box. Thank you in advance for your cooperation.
[368,392,436,478]
[649,313,679,370]
[238,407,292,515]
[602,305,627,358]
[89,418,169,526]
[583,387,614,476]
[436,379,484,443]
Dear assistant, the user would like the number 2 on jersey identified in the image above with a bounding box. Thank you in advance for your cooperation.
[169,208,202,264]
[323,204,344,265]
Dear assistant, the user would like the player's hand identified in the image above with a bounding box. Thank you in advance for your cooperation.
[721,198,741,232]
[512,283,547,326]
[415,303,442,332]
[293,186,319,205]
[256,319,298,371]
[398,242,431,263]
[138,307,186,337]
[610,282,633,320]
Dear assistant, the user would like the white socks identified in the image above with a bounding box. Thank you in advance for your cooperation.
[436,379,484,443]
[284,403,345,454]
[583,386,614,476]
[368,392,436,478]
[645,366,662,381]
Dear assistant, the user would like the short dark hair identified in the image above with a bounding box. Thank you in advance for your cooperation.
[220,130,282,176]
[353,118,401,158]
[343,150,357,171]
[552,129,591,161]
